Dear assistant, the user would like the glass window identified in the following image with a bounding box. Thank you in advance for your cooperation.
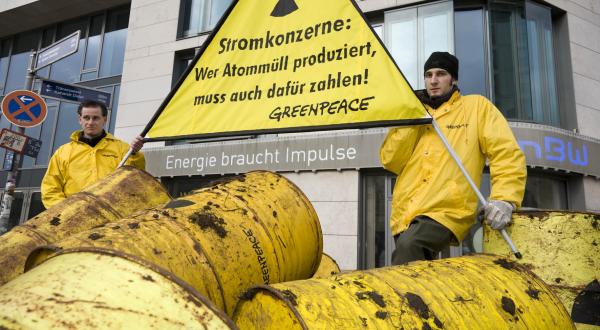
[384,1,453,90]
[0,39,11,95]
[52,102,81,153]
[5,31,39,92]
[84,14,104,72]
[489,0,559,126]
[50,18,87,83]
[97,85,119,132]
[0,112,12,166]
[179,0,233,37]
[34,104,59,166]
[361,174,391,268]
[522,172,568,209]
[26,192,45,219]
[454,9,487,96]
[172,49,197,87]
[7,192,25,229]
[525,1,559,126]
[385,8,418,88]
[41,26,56,48]
[99,8,129,77]
[21,123,42,168]
[372,24,383,39]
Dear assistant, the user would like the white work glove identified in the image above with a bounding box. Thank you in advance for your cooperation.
[483,200,515,230]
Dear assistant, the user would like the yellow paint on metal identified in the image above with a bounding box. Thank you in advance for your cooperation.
[28,171,322,316]
[0,249,235,329]
[233,254,574,329]
[483,211,600,328]
[312,253,341,279]
[0,166,171,286]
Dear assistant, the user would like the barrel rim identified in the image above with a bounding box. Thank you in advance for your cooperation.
[26,246,238,329]
[234,284,308,330]
[514,209,600,217]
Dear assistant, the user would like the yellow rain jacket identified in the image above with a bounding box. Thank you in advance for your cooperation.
[41,131,145,208]
[380,91,526,241]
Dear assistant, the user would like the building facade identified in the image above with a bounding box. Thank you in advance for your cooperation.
[0,0,599,270]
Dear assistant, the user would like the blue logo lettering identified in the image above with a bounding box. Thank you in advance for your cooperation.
[517,136,588,168]
[518,140,542,159]
[567,142,588,166]
[545,137,565,162]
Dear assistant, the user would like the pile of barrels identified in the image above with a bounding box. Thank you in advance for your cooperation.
[0,166,596,329]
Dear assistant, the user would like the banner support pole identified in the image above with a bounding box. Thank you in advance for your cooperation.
[118,148,134,168]
[430,119,522,259]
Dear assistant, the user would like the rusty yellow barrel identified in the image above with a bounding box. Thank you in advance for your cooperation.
[232,254,574,329]
[0,248,235,329]
[312,253,341,279]
[0,166,171,286]
[28,171,322,315]
[483,211,600,328]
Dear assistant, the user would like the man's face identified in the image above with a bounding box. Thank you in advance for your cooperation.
[425,68,455,97]
[79,106,107,138]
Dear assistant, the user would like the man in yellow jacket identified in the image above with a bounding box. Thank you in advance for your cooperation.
[41,100,145,208]
[380,52,526,264]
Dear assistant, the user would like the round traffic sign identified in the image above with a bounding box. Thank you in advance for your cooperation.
[1,90,48,128]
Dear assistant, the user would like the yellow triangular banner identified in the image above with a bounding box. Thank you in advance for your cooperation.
[146,0,430,140]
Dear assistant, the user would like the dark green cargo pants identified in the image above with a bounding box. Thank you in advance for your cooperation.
[392,215,454,265]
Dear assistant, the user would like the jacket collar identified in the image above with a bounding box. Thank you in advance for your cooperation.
[425,90,461,119]
[71,130,117,146]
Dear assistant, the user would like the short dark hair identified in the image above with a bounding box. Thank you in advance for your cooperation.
[78,100,108,117]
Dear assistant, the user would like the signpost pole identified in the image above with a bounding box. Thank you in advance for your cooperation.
[0,51,36,233]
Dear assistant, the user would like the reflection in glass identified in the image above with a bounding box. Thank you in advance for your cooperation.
[363,175,388,268]
[209,0,231,27]
[52,102,81,154]
[5,31,39,92]
[27,192,46,220]
[8,192,24,229]
[0,39,10,94]
[0,115,11,165]
[35,105,58,166]
[384,2,453,90]
[522,174,568,209]
[422,13,449,61]
[372,25,383,39]
[51,18,86,83]
[455,9,487,96]
[525,1,559,126]
[21,123,42,168]
[100,9,129,77]
[84,14,104,71]
[489,0,560,126]
[386,9,418,89]
[180,0,233,37]
[107,85,120,132]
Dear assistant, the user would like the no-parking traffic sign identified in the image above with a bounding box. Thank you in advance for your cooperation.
[1,90,48,128]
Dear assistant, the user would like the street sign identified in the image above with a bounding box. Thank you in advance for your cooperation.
[39,79,112,106]
[34,30,80,71]
[0,128,42,158]
[3,151,13,170]
[1,90,48,128]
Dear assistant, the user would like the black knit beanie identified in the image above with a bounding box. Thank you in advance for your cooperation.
[424,52,459,80]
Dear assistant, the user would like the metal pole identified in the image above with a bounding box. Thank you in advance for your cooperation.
[117,148,134,168]
[431,119,522,259]
[0,51,36,234]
